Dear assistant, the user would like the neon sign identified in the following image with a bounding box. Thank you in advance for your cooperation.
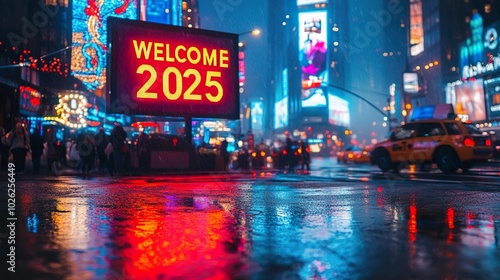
[107,18,239,118]
[71,0,138,91]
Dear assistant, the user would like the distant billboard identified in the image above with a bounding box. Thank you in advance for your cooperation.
[19,86,41,115]
[454,79,487,122]
[410,0,424,56]
[297,0,327,6]
[485,78,500,119]
[299,10,328,108]
[275,97,288,129]
[107,18,239,119]
[251,102,264,132]
[328,94,349,127]
[403,72,420,95]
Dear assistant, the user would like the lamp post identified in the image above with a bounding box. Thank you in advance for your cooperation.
[237,29,261,137]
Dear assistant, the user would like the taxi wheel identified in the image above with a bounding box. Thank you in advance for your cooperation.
[435,147,460,174]
[373,148,392,172]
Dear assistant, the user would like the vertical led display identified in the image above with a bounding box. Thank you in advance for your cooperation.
[328,94,349,127]
[454,79,486,122]
[251,102,264,133]
[410,0,424,56]
[299,11,328,108]
[274,97,288,129]
[72,0,138,91]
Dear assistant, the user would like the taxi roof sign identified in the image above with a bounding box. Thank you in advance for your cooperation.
[409,104,455,121]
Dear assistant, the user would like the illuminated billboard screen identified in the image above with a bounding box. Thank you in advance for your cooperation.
[299,10,328,108]
[72,0,138,91]
[328,94,349,127]
[297,0,328,6]
[485,78,500,119]
[454,79,486,122]
[107,18,239,119]
[251,102,264,132]
[410,0,424,56]
[403,72,419,95]
[275,97,288,129]
[19,86,41,114]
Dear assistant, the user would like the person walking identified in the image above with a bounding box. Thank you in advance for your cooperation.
[95,127,109,173]
[77,132,96,178]
[137,131,150,172]
[111,123,127,175]
[29,125,45,174]
[220,139,229,171]
[6,123,30,174]
[45,128,59,174]
[300,140,311,174]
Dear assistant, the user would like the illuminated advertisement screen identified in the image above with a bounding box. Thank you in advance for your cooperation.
[328,94,349,127]
[454,79,487,122]
[19,86,41,114]
[485,78,500,119]
[297,0,328,6]
[251,102,264,132]
[72,0,138,91]
[107,18,239,119]
[410,0,424,56]
[275,97,288,129]
[299,10,328,108]
[403,72,419,95]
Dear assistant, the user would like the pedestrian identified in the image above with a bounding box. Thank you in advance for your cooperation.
[111,123,127,175]
[285,136,294,172]
[220,139,229,171]
[95,127,109,173]
[45,128,59,174]
[300,140,311,174]
[137,131,150,172]
[0,125,10,171]
[6,122,30,174]
[104,141,114,176]
[77,132,96,178]
[29,125,45,174]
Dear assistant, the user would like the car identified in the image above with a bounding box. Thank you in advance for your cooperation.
[480,126,500,159]
[337,146,371,164]
[370,119,493,173]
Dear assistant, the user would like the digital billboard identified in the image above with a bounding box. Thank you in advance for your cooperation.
[275,97,288,129]
[328,94,349,127]
[72,0,138,91]
[19,86,41,115]
[485,78,500,119]
[107,18,239,119]
[297,0,328,6]
[251,102,264,133]
[403,72,420,95]
[299,10,328,108]
[454,79,487,122]
[410,0,424,56]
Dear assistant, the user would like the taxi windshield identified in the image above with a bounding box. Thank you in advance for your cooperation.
[464,124,481,135]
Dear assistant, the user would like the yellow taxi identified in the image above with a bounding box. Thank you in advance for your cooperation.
[370,119,493,173]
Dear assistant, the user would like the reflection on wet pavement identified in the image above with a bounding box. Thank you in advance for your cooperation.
[5,177,500,279]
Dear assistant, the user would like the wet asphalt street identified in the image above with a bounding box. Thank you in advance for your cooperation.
[1,160,500,279]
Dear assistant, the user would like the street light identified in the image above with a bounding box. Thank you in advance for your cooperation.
[237,29,261,137]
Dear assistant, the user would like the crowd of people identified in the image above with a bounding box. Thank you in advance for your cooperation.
[0,121,132,177]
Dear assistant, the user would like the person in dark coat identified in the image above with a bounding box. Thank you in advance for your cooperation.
[95,127,109,172]
[137,131,150,172]
[220,139,229,170]
[77,132,96,178]
[111,123,127,175]
[300,140,311,174]
[29,125,45,174]
[45,128,59,173]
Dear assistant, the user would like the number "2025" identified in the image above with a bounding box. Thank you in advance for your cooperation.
[136,64,223,102]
